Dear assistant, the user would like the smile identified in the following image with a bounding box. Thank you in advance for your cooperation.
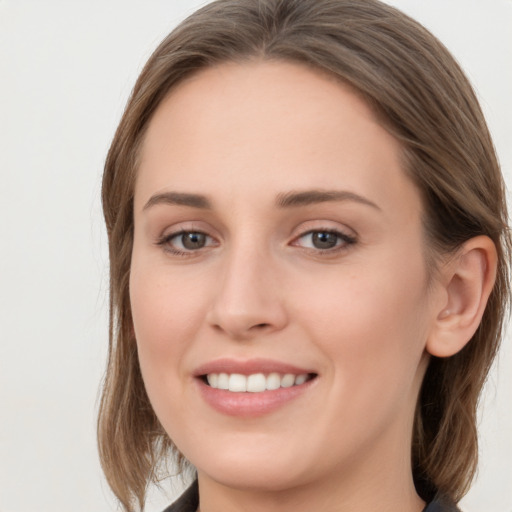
[194,359,318,416]
[205,372,311,392]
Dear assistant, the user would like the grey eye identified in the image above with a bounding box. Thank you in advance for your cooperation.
[294,229,356,253]
[158,230,217,255]
[179,232,207,250]
[311,232,339,249]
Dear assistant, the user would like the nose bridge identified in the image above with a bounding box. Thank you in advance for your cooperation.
[208,234,287,338]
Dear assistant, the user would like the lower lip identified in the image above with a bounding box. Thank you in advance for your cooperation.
[196,378,316,417]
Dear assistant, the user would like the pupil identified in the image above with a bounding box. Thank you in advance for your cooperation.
[312,232,337,249]
[182,232,206,250]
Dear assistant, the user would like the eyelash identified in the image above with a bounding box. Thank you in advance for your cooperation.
[293,229,357,254]
[156,230,217,257]
[156,228,357,257]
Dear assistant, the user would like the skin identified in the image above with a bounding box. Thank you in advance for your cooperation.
[130,61,450,512]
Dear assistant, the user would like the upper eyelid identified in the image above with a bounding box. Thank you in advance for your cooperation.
[157,230,354,258]
[156,230,218,256]
[291,221,357,239]
[155,220,358,245]
[160,229,216,244]
[158,221,218,239]
[292,229,356,245]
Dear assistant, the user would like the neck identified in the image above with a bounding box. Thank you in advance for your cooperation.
[196,431,425,512]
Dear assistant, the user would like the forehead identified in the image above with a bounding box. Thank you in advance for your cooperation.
[135,60,421,220]
[140,61,382,163]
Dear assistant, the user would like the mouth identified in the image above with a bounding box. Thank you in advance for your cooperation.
[201,372,316,392]
[194,359,318,416]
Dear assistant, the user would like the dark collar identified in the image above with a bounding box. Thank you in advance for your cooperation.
[423,494,461,512]
[162,480,199,512]
[163,481,460,512]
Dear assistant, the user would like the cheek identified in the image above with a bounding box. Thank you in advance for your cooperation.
[130,244,209,340]
[129,258,204,402]
[129,265,212,440]
[292,252,431,400]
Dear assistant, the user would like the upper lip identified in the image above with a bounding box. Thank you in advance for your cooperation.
[193,358,315,377]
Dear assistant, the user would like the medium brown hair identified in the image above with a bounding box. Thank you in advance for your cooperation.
[98,0,511,510]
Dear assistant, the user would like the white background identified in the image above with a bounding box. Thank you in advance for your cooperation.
[0,1,510,511]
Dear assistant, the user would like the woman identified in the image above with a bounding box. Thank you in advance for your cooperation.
[98,1,511,511]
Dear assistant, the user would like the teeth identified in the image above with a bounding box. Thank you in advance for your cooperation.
[206,373,218,388]
[266,372,281,390]
[281,374,295,388]
[205,372,310,392]
[217,373,229,390]
[295,374,307,385]
[247,373,266,393]
[229,373,247,392]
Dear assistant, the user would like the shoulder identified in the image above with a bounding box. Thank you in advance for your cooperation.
[424,495,461,512]
[163,481,462,512]
[162,480,199,512]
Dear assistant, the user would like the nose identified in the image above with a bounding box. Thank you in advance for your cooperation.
[206,244,288,340]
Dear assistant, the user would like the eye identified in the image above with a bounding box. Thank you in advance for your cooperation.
[293,229,356,252]
[157,230,216,255]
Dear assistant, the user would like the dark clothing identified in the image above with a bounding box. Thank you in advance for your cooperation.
[422,495,461,512]
[162,480,461,511]
[163,480,199,512]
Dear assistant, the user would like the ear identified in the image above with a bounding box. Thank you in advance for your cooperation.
[426,236,497,358]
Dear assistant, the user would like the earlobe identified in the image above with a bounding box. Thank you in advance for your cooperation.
[426,236,497,358]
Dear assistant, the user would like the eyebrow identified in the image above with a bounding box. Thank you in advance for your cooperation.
[142,189,380,212]
[143,192,212,211]
[275,189,381,210]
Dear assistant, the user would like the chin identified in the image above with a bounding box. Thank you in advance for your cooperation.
[200,464,307,492]
[190,445,311,492]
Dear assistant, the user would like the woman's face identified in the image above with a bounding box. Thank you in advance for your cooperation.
[130,61,443,492]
